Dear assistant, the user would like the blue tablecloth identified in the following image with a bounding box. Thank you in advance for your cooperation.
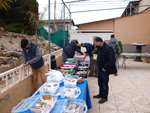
[14,79,92,113]
[58,79,92,109]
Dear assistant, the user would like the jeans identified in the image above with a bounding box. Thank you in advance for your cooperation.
[98,69,109,99]
[62,52,68,63]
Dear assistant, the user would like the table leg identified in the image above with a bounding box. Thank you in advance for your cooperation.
[122,56,126,69]
[116,57,119,69]
[134,46,142,62]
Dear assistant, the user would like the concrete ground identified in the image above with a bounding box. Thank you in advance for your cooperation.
[87,58,150,113]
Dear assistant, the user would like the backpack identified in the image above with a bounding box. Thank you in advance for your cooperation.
[116,40,123,54]
[108,40,117,54]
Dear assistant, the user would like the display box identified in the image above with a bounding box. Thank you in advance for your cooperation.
[74,54,86,61]
[39,82,59,95]
[30,95,57,113]
[51,99,87,113]
[11,95,39,113]
[64,77,78,87]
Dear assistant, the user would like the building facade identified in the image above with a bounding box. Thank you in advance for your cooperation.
[77,11,150,53]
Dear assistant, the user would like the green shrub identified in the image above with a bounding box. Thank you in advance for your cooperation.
[0,0,38,35]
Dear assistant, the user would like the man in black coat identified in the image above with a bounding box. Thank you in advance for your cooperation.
[93,37,117,104]
[62,40,83,62]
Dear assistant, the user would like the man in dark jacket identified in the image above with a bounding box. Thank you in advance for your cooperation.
[62,40,83,62]
[21,38,46,92]
[93,37,117,104]
[81,43,93,69]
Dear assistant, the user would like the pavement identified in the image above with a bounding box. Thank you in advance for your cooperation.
[87,58,150,113]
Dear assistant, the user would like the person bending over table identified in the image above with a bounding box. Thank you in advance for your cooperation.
[93,37,117,104]
[62,40,83,62]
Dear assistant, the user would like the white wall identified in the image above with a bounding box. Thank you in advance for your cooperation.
[70,30,114,52]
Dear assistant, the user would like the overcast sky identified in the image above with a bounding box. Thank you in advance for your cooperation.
[37,0,139,25]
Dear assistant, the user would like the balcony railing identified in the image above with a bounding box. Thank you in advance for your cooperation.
[0,49,62,94]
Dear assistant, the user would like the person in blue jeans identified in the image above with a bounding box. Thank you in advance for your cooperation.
[93,37,117,104]
[81,43,93,69]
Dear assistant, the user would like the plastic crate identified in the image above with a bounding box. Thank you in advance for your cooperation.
[65,59,79,64]
[62,62,79,65]
[51,99,87,113]
[56,68,77,76]
[76,70,88,78]
[78,60,89,71]
[61,86,81,99]
[79,60,89,65]
[30,95,57,113]
[77,65,89,71]
[64,77,78,87]
[11,95,39,113]
[38,82,59,95]
[59,64,78,69]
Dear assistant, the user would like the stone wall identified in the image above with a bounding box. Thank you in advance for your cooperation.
[0,28,61,73]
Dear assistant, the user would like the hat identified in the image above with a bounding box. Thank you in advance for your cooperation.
[21,38,29,49]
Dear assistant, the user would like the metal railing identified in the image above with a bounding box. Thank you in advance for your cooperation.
[0,54,50,93]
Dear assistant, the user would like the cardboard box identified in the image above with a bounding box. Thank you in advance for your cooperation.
[74,54,86,61]
[93,54,97,60]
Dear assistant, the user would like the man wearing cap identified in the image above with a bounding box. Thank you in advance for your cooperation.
[21,38,46,92]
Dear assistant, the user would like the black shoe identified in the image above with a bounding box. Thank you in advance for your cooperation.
[114,73,118,76]
[98,98,108,104]
[93,94,102,98]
